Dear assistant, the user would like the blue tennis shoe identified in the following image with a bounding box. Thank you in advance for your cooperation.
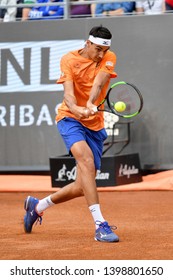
[24,196,43,233]
[95,221,119,242]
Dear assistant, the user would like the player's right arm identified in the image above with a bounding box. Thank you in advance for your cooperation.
[57,55,89,119]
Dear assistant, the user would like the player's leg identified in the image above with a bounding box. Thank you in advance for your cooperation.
[47,140,119,242]
[35,139,97,211]
[23,140,119,241]
[24,118,119,241]
[23,140,96,234]
[69,140,119,242]
[71,140,99,206]
[23,173,84,234]
[35,141,98,211]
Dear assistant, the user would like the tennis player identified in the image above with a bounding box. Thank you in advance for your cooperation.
[24,25,119,242]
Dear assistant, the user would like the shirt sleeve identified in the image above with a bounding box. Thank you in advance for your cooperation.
[56,55,73,84]
[100,51,117,78]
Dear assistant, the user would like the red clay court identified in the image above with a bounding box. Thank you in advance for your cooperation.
[0,170,173,260]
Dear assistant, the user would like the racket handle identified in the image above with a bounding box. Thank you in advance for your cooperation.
[93,106,98,112]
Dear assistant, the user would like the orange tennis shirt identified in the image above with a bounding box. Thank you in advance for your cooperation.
[56,49,117,131]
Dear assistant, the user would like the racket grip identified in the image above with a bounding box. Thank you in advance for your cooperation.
[93,106,98,112]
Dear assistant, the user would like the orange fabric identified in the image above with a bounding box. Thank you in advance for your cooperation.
[56,49,117,131]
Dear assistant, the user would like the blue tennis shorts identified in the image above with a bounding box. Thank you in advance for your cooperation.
[57,117,107,170]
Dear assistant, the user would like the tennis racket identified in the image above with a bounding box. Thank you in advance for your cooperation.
[94,81,143,118]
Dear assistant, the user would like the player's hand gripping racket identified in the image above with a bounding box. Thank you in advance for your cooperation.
[94,81,143,118]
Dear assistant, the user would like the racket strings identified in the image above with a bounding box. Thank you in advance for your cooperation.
[109,84,141,116]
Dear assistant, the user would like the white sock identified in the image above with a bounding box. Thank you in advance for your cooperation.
[36,195,55,214]
[89,204,105,229]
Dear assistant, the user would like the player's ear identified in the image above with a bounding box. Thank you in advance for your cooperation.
[86,40,91,48]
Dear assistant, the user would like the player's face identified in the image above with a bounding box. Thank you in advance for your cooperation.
[87,41,109,62]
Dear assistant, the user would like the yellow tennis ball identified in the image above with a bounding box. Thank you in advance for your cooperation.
[114,101,126,112]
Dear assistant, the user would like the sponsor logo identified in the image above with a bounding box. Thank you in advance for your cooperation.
[96,170,110,180]
[55,164,110,181]
[0,104,54,127]
[30,210,34,216]
[55,164,67,181]
[99,232,107,238]
[0,40,84,92]
[118,164,139,179]
[103,41,109,46]
[106,61,113,66]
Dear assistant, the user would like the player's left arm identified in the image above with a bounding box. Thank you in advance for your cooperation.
[87,51,117,112]
[87,71,111,105]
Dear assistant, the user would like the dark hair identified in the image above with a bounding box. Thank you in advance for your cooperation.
[89,25,112,40]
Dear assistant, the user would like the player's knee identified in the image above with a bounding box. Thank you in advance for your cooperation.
[73,184,84,197]
[80,155,95,171]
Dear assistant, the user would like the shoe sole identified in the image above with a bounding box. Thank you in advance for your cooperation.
[94,237,119,242]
